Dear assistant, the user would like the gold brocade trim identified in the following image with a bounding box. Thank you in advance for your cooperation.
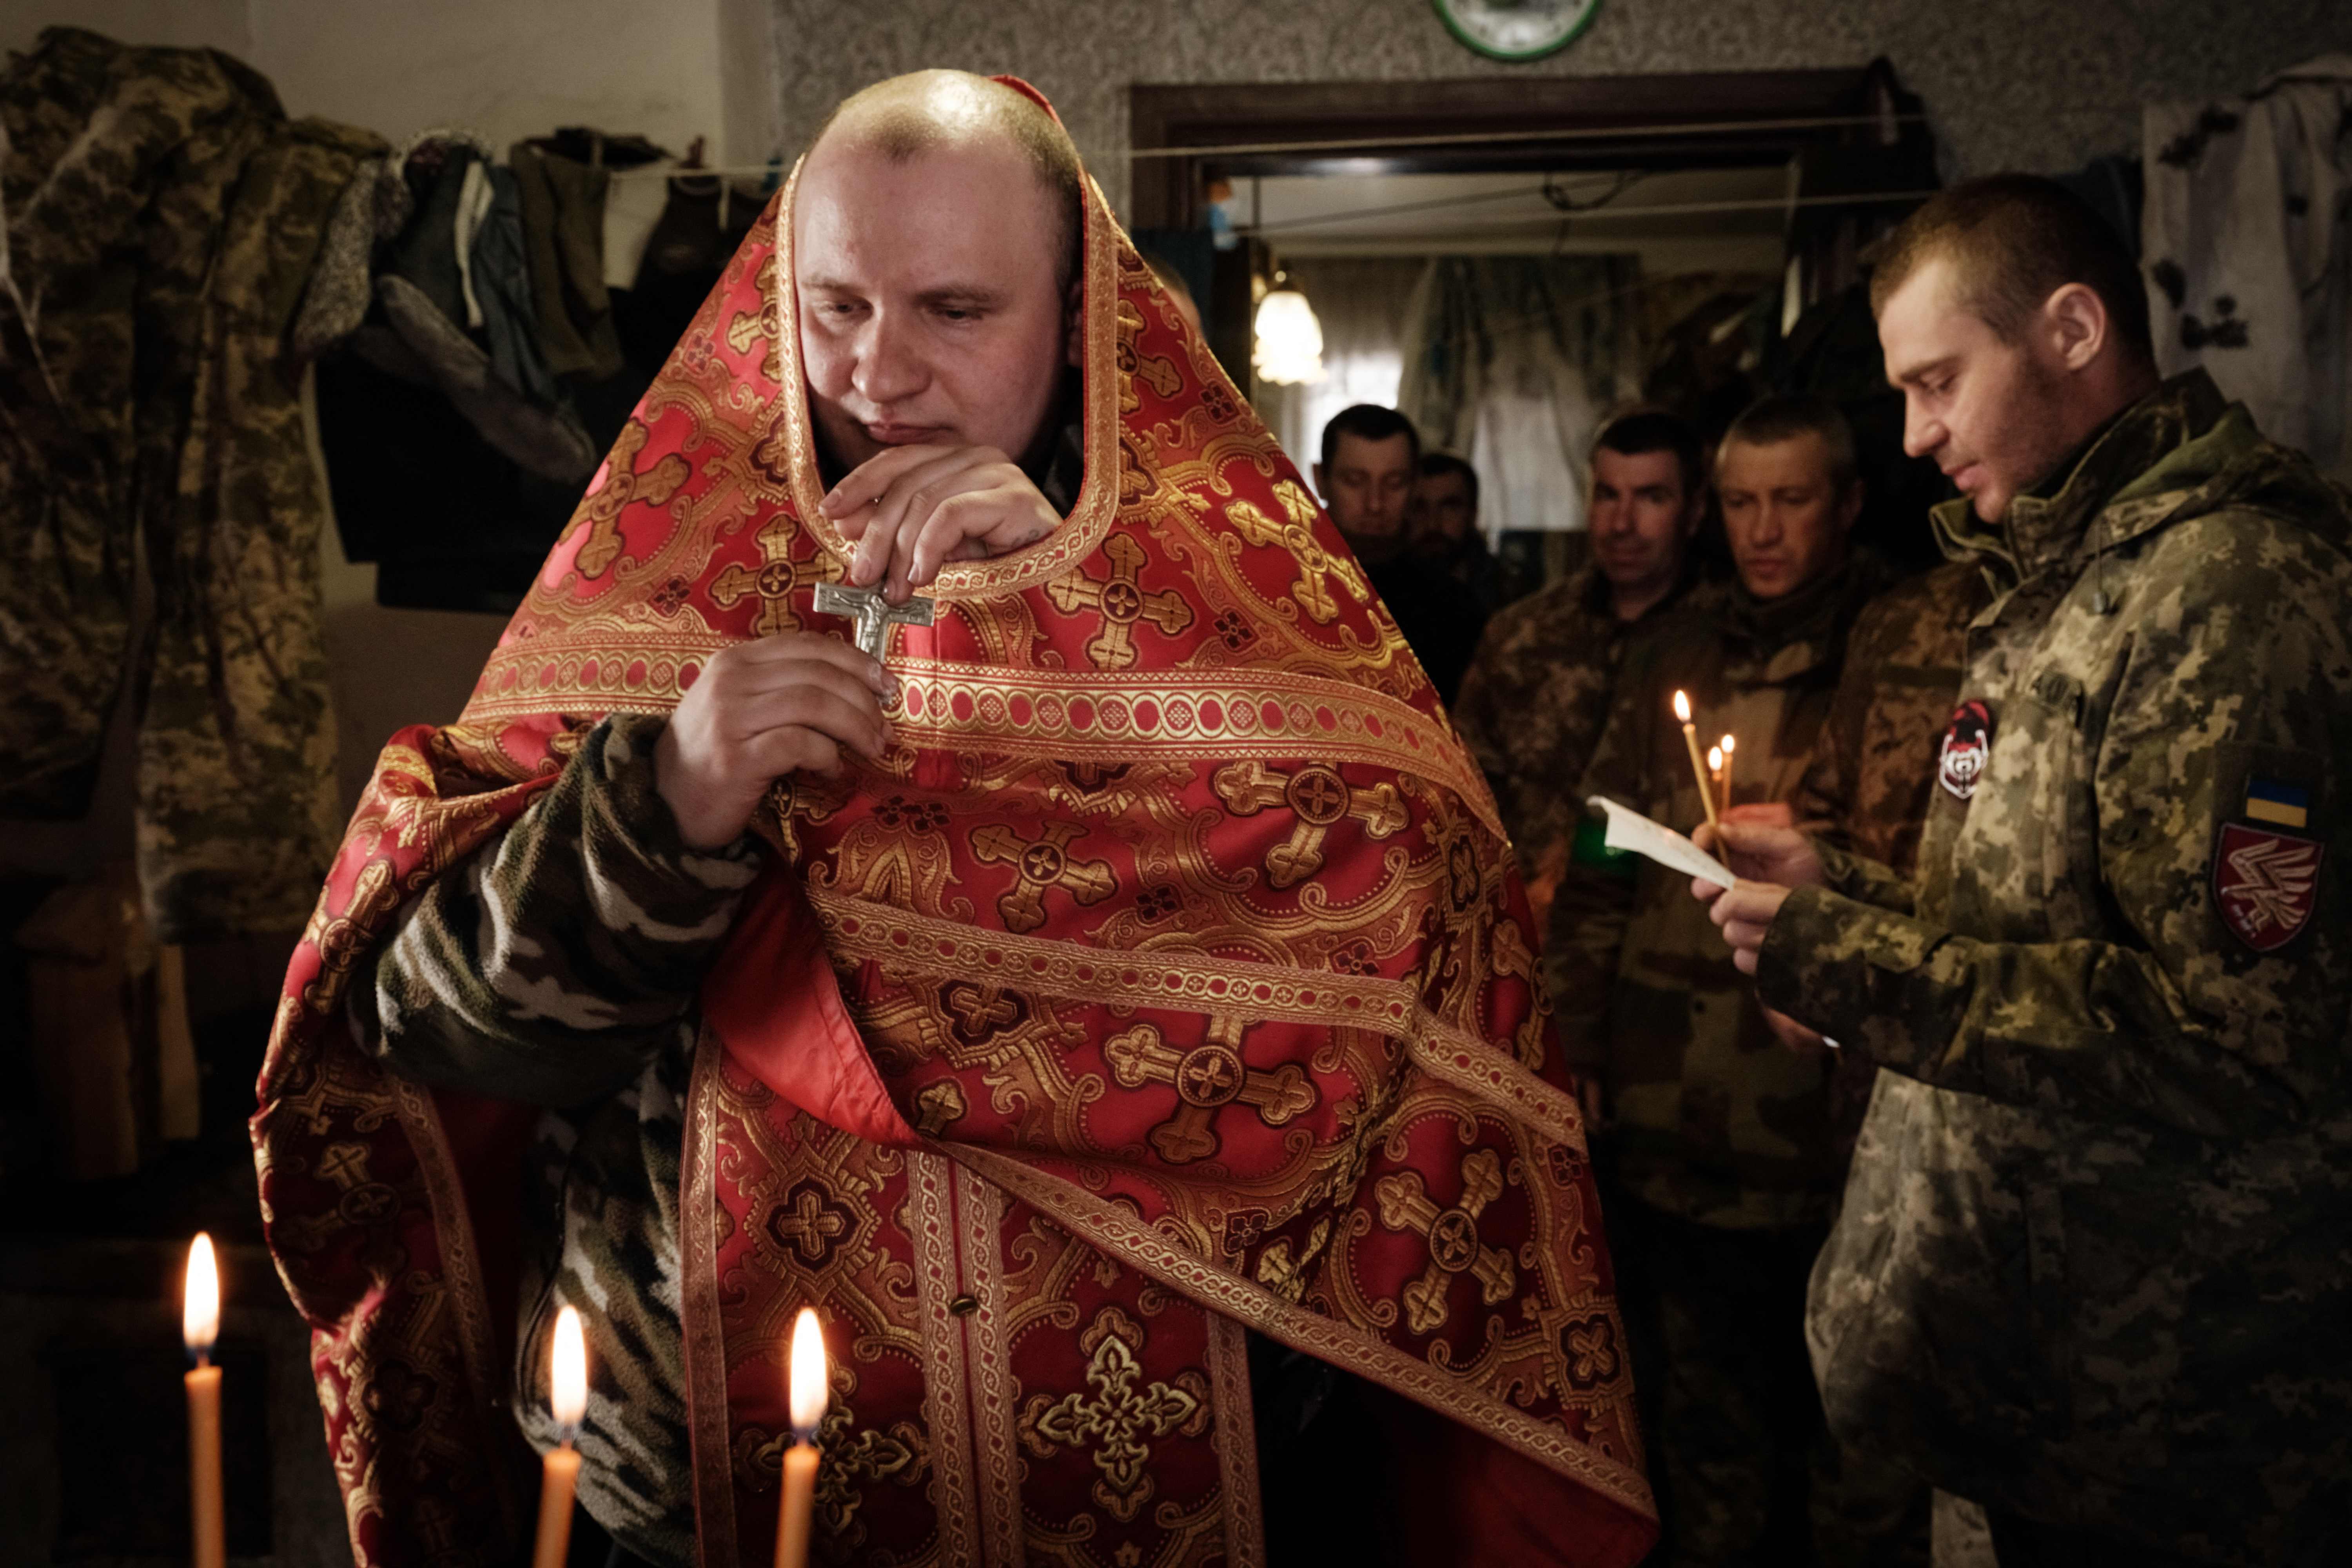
[1203,1312,1267,1568]
[762,162,1123,618]
[951,1163,1027,1568]
[1404,1033,1590,1159]
[385,1070,522,1542]
[889,660,1499,835]
[808,882,1580,1143]
[944,1144,1657,1525]
[809,882,1418,1027]
[681,1033,741,1568]
[909,1151,986,1568]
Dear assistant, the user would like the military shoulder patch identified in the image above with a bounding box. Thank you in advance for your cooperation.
[2214,783,2323,953]
[1937,699,1994,802]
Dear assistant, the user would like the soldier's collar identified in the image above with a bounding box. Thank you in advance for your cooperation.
[1992,371,2226,578]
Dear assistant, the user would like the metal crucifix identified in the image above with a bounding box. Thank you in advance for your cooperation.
[812,581,935,659]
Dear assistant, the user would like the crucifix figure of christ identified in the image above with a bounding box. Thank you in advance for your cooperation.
[813,580,936,659]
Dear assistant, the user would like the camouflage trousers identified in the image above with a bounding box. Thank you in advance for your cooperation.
[0,28,384,940]
[1610,1192,1931,1568]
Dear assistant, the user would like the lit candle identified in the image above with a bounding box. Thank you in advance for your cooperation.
[1718,733,1736,818]
[1706,744,1724,814]
[1672,690,1720,827]
[775,1307,828,1568]
[183,1232,223,1568]
[532,1306,587,1568]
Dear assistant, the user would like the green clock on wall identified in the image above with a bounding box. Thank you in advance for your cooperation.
[1431,0,1604,61]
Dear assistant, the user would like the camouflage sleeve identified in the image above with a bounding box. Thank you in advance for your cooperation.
[352,713,763,1107]
[1545,670,1647,1072]
[1812,840,1916,916]
[1789,598,1884,848]
[1451,620,1514,810]
[1757,518,2352,1136]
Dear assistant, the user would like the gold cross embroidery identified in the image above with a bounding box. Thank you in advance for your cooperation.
[297,859,395,1013]
[314,1143,371,1192]
[1104,1017,1316,1165]
[1372,1148,1516,1334]
[969,822,1118,933]
[708,515,808,636]
[562,419,691,579]
[945,984,1020,1037]
[1022,1307,1203,1523]
[1211,759,1408,889]
[1223,479,1370,624]
[723,254,786,385]
[767,1185,848,1262]
[1042,532,1193,669]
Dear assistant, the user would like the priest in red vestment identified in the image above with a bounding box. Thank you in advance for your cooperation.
[254,71,1655,1568]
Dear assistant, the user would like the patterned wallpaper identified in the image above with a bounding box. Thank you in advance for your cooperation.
[749,0,2350,217]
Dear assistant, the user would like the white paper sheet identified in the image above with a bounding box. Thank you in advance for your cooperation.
[1590,795,1737,889]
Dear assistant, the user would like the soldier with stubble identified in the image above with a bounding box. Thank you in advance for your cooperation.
[1552,393,1897,1566]
[1699,176,2352,1566]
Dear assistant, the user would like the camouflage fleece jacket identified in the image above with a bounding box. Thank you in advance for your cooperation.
[351,714,761,1567]
[1760,373,2352,1563]
[1451,563,1698,930]
[1552,555,1886,1228]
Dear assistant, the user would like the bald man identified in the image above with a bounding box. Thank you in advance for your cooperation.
[354,75,1105,1564]
[271,69,1656,1568]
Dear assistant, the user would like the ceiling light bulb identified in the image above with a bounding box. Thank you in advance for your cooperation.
[1252,288,1327,386]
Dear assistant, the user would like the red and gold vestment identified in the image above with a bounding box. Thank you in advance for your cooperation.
[255,83,1656,1568]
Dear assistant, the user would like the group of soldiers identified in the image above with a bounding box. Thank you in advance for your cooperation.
[1316,174,2352,1568]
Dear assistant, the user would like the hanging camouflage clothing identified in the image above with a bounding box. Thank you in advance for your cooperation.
[0,27,384,940]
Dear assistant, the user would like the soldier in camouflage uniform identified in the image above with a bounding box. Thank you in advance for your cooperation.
[0,28,380,939]
[1452,408,1707,933]
[1704,178,2352,1566]
[1553,395,1896,1565]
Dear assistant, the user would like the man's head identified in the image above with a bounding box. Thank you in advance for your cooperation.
[1715,394,1863,601]
[793,71,1085,472]
[1407,452,1479,562]
[1872,174,2160,523]
[1586,407,1704,601]
[1314,405,1421,557]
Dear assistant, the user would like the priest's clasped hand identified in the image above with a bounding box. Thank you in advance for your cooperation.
[822,443,1062,604]
[654,635,895,849]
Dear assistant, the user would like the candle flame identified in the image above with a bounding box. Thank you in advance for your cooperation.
[1672,689,1692,724]
[788,1307,829,1436]
[1720,733,1736,758]
[183,1232,218,1355]
[1706,745,1723,774]
[551,1305,587,1430]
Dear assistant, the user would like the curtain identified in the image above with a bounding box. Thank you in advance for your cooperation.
[1396,255,1643,533]
[1253,257,1430,480]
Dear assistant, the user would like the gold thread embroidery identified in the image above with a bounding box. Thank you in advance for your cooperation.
[1203,1312,1269,1568]
[1211,759,1408,889]
[947,1142,1655,1523]
[1104,1018,1316,1165]
[1372,1149,1517,1334]
[1016,1305,1209,1524]
[1041,531,1194,669]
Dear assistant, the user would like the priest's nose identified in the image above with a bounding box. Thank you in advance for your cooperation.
[850,311,928,410]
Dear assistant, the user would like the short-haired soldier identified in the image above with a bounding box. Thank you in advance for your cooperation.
[1553,393,1899,1562]
[1452,408,1708,934]
[1699,175,2352,1564]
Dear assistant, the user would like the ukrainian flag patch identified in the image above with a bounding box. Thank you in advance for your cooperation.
[2245,780,2310,829]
